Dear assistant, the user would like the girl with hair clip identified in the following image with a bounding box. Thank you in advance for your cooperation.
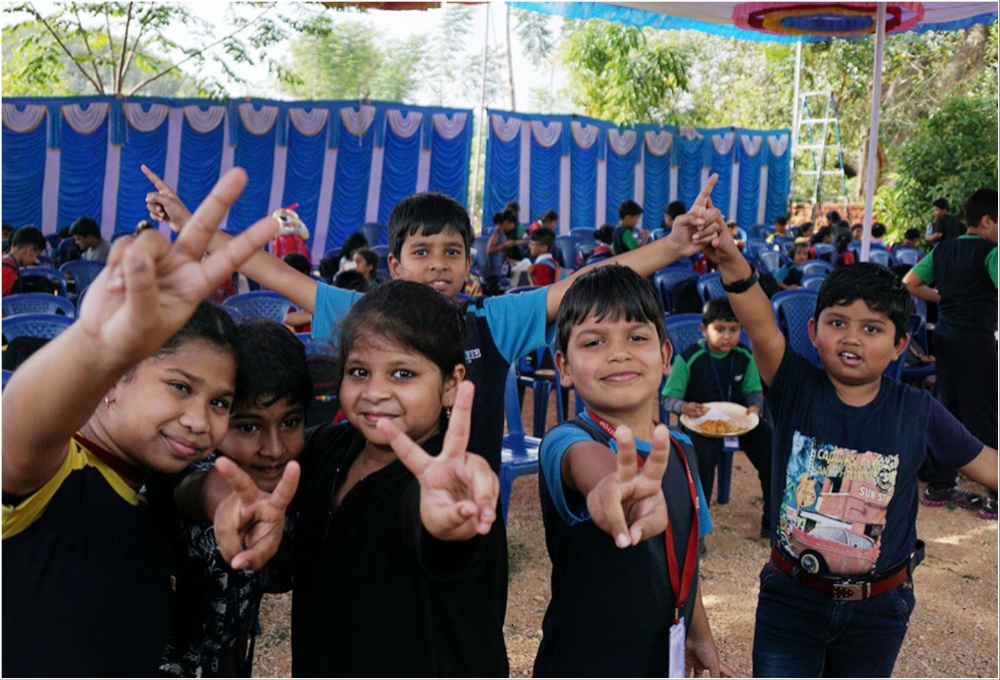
[216,279,508,677]
[2,169,295,678]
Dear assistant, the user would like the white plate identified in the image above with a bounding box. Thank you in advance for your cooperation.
[680,401,760,438]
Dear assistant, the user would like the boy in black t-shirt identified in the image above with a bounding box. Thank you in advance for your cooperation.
[704,217,998,677]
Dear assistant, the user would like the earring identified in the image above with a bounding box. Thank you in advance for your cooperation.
[103,396,110,410]
[445,405,452,421]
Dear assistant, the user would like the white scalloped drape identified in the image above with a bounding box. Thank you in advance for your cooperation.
[124,103,169,132]
[571,121,599,150]
[531,120,562,147]
[386,109,423,138]
[607,129,636,156]
[183,105,226,133]
[741,134,763,157]
[238,103,278,135]
[491,113,522,143]
[768,134,789,158]
[2,104,46,133]
[62,102,109,134]
[288,108,329,137]
[645,130,673,157]
[432,112,467,140]
[339,105,376,136]
[678,126,704,141]
[711,132,736,155]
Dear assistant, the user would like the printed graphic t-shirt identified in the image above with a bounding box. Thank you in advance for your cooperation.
[767,348,982,578]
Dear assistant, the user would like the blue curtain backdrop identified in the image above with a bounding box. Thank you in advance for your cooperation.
[2,116,46,229]
[641,136,672,232]
[528,132,561,221]
[482,115,521,232]
[57,113,108,229]
[569,134,598,231]
[115,115,169,237]
[765,132,791,225]
[2,96,473,255]
[605,145,635,226]
[673,134,705,214]
[737,133,765,229]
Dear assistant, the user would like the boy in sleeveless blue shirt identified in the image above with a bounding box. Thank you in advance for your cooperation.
[535,265,730,678]
[703,217,998,677]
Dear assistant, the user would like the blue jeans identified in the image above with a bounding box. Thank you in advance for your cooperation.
[752,562,915,678]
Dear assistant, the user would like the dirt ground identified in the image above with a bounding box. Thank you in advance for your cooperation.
[253,391,998,678]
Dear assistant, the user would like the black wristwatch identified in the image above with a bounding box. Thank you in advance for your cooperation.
[722,264,760,294]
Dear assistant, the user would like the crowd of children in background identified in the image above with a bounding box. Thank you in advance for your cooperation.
[2,168,996,679]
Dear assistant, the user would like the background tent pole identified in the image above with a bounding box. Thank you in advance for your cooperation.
[789,39,802,214]
[860,2,887,263]
[470,2,490,226]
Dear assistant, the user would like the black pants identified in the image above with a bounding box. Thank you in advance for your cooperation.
[922,324,998,492]
[684,417,773,518]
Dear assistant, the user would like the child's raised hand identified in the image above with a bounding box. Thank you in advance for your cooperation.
[586,424,671,548]
[80,168,276,367]
[213,456,301,571]
[142,164,192,233]
[668,174,724,255]
[376,381,499,541]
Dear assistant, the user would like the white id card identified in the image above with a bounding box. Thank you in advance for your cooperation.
[723,436,739,448]
[669,616,686,678]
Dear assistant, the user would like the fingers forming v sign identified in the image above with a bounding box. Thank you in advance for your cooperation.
[587,424,672,548]
[377,381,499,541]
[213,456,301,571]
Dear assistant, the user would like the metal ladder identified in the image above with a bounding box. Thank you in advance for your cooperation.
[790,91,850,223]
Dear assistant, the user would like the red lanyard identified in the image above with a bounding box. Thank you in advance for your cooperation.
[585,408,700,623]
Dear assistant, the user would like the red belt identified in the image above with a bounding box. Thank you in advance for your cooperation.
[769,544,920,601]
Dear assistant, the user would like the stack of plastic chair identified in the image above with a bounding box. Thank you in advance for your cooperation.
[59,260,105,303]
[17,267,68,297]
[696,272,724,304]
[801,260,833,277]
[653,267,699,314]
[223,291,300,323]
[2,293,76,318]
[771,289,820,366]
[893,247,924,267]
[500,363,541,523]
[801,274,826,291]
[2,313,74,346]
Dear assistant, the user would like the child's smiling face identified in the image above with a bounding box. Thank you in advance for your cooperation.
[388,227,471,299]
[219,395,305,493]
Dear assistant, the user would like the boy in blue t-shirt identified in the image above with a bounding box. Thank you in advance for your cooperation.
[704,220,998,678]
[535,265,729,678]
[662,297,773,539]
[775,240,809,290]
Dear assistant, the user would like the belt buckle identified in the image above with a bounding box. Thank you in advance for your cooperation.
[831,581,869,601]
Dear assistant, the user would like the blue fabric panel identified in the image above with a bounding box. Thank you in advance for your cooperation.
[708,137,735,217]
[377,123,421,226]
[177,116,224,225]
[765,133,791,225]
[115,116,168,237]
[282,124,327,257]
[605,146,635,224]
[47,105,62,149]
[529,134,561,221]
[228,117,277,234]
[57,115,108,229]
[482,122,521,224]
[109,99,125,145]
[326,120,374,254]
[642,147,671,231]
[428,116,472,207]
[674,134,705,212]
[737,135,764,229]
[569,137,598,231]
[2,119,47,229]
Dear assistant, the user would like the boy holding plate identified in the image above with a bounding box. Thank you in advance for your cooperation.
[662,297,773,539]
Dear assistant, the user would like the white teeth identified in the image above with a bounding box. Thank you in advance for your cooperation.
[841,352,859,359]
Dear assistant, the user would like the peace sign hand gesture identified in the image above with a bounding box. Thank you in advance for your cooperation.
[376,381,499,541]
[667,173,724,256]
[213,456,301,571]
[587,424,672,548]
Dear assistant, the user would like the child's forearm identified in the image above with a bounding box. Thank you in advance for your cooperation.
[206,231,318,313]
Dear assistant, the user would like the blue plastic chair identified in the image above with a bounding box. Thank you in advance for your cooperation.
[3,293,76,318]
[296,332,337,358]
[59,260,105,301]
[801,274,826,291]
[867,249,894,267]
[574,239,596,267]
[500,363,541,522]
[893,247,924,266]
[801,260,833,277]
[771,289,820,367]
[812,243,836,261]
[884,314,920,381]
[756,250,783,276]
[2,312,75,343]
[696,272,724,304]
[653,267,699,313]
[552,235,582,269]
[651,228,670,241]
[222,291,300,323]
[17,267,68,298]
[358,222,387,247]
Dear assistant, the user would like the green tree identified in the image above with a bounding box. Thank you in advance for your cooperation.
[282,15,380,100]
[2,1,313,97]
[558,19,689,126]
[875,93,998,235]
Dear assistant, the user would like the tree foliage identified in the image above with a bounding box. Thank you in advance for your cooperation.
[2,2,314,97]
[559,19,689,126]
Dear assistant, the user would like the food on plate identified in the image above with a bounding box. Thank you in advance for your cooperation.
[699,418,741,435]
